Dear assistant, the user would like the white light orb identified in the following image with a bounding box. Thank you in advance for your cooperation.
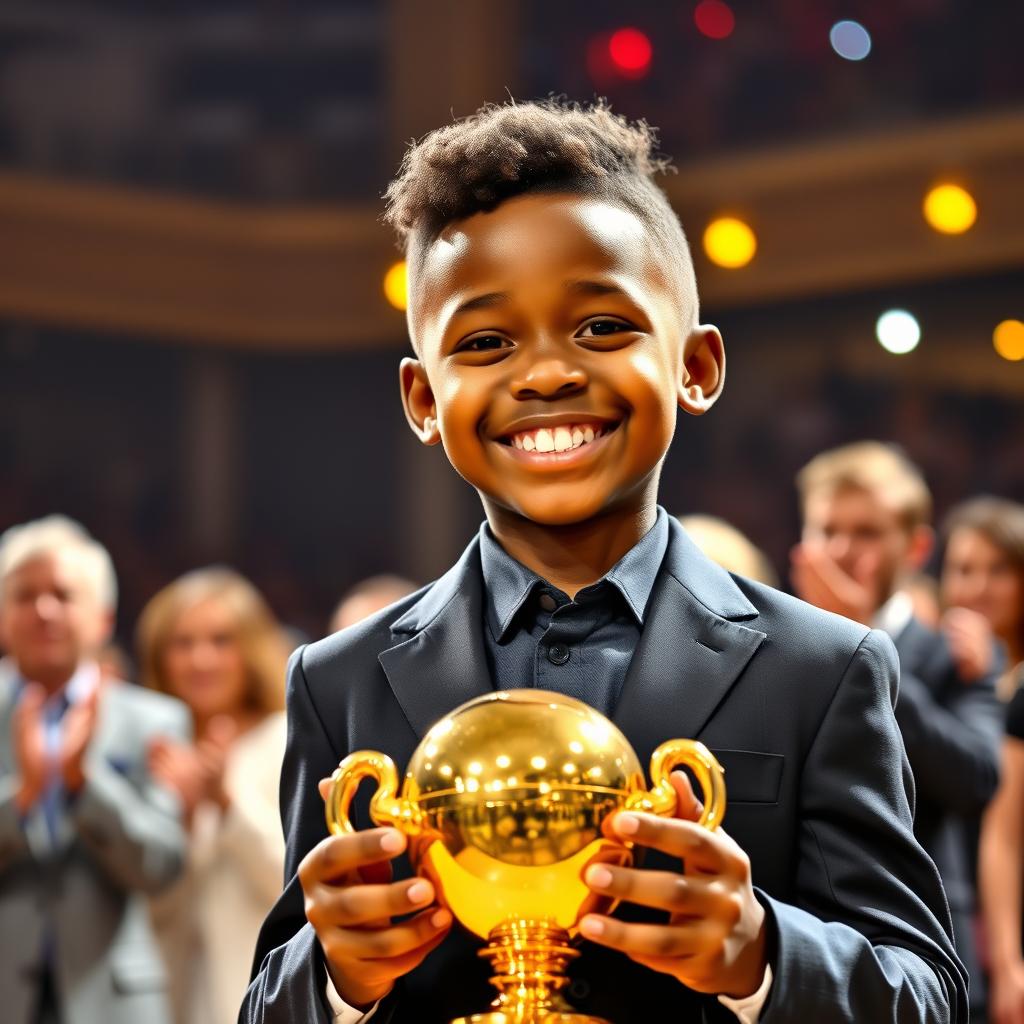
[876,309,921,355]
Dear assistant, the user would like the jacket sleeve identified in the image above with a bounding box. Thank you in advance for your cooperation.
[761,629,969,1023]
[0,774,34,872]
[70,698,191,894]
[893,661,1002,816]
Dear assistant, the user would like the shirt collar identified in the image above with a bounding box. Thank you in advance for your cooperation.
[479,507,670,640]
[873,590,915,641]
[10,660,99,707]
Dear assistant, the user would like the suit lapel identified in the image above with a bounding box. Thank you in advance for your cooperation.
[613,520,767,767]
[379,535,494,740]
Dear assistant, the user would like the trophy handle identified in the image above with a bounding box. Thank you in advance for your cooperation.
[325,750,419,837]
[629,739,727,831]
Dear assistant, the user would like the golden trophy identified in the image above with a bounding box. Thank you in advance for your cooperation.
[327,689,726,1024]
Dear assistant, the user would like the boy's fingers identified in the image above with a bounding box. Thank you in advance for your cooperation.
[318,777,333,803]
[579,914,707,960]
[324,906,453,962]
[299,829,406,887]
[310,877,437,928]
[584,864,718,916]
[360,921,451,977]
[612,813,741,875]
[669,771,703,821]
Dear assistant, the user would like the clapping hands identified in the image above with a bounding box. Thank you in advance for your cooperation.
[149,715,238,820]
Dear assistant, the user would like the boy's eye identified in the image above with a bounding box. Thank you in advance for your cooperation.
[577,318,634,338]
[457,334,511,353]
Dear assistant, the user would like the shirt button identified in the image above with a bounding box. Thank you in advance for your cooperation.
[538,593,557,612]
[547,643,571,665]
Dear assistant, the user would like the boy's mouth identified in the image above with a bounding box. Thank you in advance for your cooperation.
[499,420,619,454]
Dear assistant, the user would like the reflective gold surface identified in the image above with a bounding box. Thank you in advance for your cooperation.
[327,689,726,1024]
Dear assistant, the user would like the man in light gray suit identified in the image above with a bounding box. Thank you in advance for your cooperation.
[0,515,190,1024]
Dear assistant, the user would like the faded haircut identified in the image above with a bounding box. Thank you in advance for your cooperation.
[383,98,697,320]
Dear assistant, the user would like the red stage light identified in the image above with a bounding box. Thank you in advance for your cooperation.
[694,1,735,40]
[608,28,652,78]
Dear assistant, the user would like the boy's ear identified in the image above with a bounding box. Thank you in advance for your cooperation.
[677,324,725,416]
[399,357,442,445]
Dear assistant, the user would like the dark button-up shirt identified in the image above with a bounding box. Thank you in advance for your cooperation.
[478,507,670,717]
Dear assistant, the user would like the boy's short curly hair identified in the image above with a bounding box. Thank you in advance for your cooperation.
[383,99,697,318]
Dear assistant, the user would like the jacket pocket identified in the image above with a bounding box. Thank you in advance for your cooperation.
[708,749,784,804]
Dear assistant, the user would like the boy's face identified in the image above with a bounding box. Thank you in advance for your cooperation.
[400,193,723,527]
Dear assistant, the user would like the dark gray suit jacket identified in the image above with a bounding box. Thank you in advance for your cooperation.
[0,663,190,1024]
[242,520,968,1023]
[891,615,1002,1007]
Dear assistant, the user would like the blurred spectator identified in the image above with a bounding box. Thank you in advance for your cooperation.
[904,572,942,631]
[941,496,1024,699]
[0,515,188,1024]
[329,573,419,633]
[949,498,1024,1024]
[137,568,289,1024]
[792,441,1002,1016]
[678,514,778,587]
[980,680,1024,1024]
[97,640,133,685]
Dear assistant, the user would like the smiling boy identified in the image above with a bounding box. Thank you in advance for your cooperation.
[241,101,966,1023]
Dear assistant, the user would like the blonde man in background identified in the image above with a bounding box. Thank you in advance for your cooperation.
[138,567,290,1024]
[792,442,1002,1018]
[0,515,188,1024]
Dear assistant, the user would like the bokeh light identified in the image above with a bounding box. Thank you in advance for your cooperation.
[694,1,735,40]
[703,216,757,268]
[383,260,407,311]
[923,183,978,235]
[876,309,921,354]
[830,20,872,61]
[608,28,653,78]
[993,319,1024,361]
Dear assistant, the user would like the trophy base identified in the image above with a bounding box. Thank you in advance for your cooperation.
[454,1014,609,1024]
[448,920,612,1024]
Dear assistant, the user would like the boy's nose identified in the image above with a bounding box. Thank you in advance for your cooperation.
[510,358,587,400]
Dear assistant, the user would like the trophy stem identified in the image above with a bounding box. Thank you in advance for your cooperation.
[450,919,611,1024]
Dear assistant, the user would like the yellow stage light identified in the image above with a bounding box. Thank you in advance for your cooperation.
[703,216,757,269]
[994,319,1024,362]
[923,183,977,235]
[383,260,408,311]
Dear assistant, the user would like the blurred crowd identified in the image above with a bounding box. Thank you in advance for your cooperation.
[1,440,1023,1023]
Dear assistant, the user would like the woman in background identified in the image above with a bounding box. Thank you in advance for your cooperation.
[138,567,290,1024]
[941,495,1024,695]
[942,498,1024,1024]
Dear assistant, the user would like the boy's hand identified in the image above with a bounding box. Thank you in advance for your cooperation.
[298,777,452,1009]
[580,772,768,1000]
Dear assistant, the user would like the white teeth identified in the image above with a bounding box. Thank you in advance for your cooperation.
[507,423,612,452]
